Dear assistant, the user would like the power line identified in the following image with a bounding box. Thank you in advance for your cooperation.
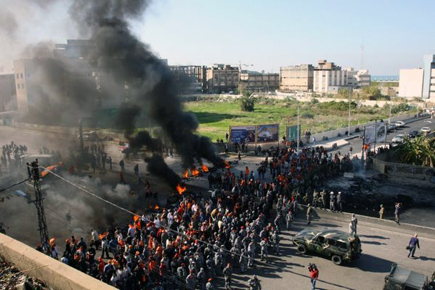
[0,178,29,193]
[40,166,282,270]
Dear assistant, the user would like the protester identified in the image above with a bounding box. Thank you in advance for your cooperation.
[308,263,319,290]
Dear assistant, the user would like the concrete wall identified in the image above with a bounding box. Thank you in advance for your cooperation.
[0,233,115,290]
[372,151,435,187]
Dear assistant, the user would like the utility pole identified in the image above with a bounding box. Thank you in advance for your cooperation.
[31,162,49,248]
[348,86,351,137]
[297,107,300,152]
[389,103,392,124]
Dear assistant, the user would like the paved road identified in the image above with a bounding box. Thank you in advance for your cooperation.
[226,215,435,290]
[328,117,435,157]
[1,125,435,289]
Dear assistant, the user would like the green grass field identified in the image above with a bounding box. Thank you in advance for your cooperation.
[183,98,413,141]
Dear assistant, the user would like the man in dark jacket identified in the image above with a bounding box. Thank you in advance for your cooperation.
[408,234,420,258]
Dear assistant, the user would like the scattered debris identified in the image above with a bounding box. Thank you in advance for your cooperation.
[0,258,48,290]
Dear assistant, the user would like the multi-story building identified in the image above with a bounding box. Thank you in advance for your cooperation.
[399,68,424,98]
[169,65,206,93]
[205,64,239,93]
[422,54,435,99]
[0,73,16,111]
[344,68,371,88]
[313,60,348,93]
[279,64,314,92]
[239,71,279,92]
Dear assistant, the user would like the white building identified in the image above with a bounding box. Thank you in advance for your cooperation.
[279,64,314,92]
[344,68,371,88]
[422,54,435,99]
[398,68,424,98]
[313,60,348,93]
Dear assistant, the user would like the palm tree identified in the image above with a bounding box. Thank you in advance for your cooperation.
[395,136,435,167]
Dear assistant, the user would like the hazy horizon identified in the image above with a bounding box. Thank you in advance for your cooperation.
[1,0,434,75]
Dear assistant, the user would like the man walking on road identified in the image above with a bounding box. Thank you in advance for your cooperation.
[351,214,358,235]
[407,234,420,258]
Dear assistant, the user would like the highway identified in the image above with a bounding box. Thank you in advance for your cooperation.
[330,117,435,157]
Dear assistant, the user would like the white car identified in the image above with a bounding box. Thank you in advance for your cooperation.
[420,127,431,135]
[394,121,405,128]
[392,134,405,143]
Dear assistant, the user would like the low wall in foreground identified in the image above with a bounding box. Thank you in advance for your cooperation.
[0,233,115,290]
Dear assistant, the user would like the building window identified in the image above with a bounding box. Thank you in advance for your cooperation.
[16,74,19,79]
[20,73,24,78]
[22,84,25,89]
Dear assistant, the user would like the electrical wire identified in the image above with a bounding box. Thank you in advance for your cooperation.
[0,178,29,193]
[39,166,283,270]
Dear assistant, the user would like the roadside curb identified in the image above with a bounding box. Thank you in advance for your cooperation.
[300,205,435,239]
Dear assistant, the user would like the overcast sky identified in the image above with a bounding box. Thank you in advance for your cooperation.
[1,0,434,75]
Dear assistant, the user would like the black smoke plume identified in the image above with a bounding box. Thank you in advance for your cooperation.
[68,0,223,186]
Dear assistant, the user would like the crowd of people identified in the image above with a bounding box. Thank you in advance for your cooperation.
[31,137,364,290]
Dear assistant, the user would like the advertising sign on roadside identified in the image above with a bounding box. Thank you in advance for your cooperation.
[229,126,256,144]
[364,122,386,144]
[286,125,301,142]
[256,124,279,143]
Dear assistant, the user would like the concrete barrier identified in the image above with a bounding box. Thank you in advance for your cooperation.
[0,233,115,290]
[299,205,435,239]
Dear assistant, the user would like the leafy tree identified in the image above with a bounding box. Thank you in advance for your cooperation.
[395,136,435,167]
[239,90,256,112]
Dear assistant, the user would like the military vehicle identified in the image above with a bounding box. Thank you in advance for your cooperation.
[384,263,434,290]
[293,229,362,265]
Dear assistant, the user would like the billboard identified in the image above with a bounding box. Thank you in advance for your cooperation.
[230,126,256,144]
[256,124,279,143]
[364,122,386,144]
[286,125,301,142]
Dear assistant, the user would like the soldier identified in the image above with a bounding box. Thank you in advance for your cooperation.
[286,210,293,230]
[307,204,313,225]
[206,256,215,278]
[197,267,206,290]
[239,249,248,273]
[247,240,255,267]
[260,238,268,262]
[337,192,343,212]
[329,191,336,212]
[223,263,233,290]
[274,212,283,233]
[272,231,280,254]
[320,190,326,209]
[186,270,197,290]
[379,204,385,219]
[249,275,262,290]
[313,190,319,208]
[214,252,223,276]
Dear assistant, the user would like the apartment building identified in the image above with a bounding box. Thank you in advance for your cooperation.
[239,71,279,92]
[313,60,348,93]
[279,64,314,92]
[205,64,239,93]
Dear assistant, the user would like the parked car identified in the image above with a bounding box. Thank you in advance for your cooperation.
[293,229,362,265]
[407,130,419,138]
[420,127,431,135]
[387,124,396,132]
[392,134,405,144]
[383,263,433,290]
[395,121,405,128]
